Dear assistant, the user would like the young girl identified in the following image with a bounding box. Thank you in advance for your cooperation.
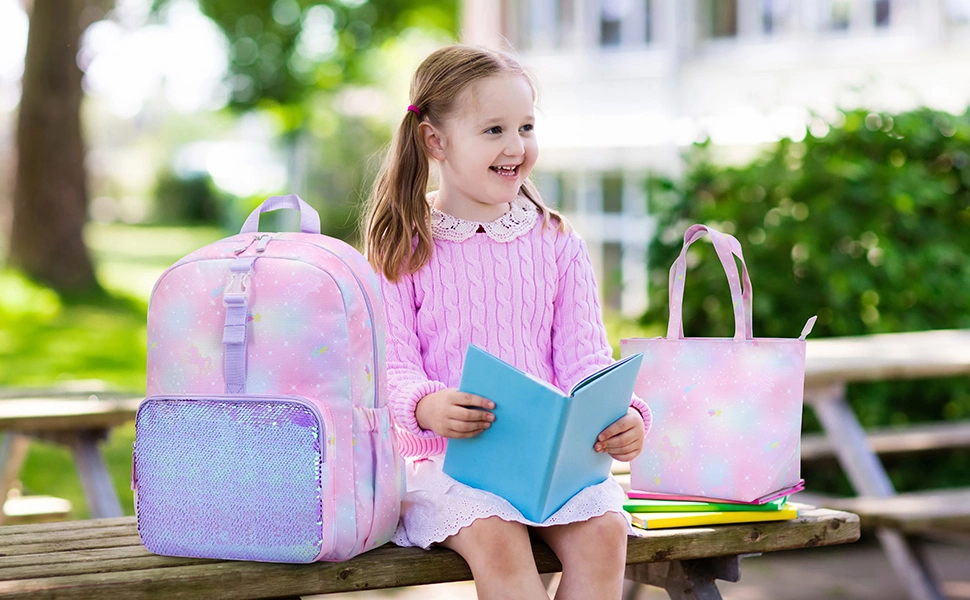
[364,45,652,600]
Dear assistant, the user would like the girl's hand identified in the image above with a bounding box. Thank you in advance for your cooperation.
[594,408,645,462]
[415,388,496,438]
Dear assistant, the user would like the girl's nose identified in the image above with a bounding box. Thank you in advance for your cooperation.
[504,134,525,156]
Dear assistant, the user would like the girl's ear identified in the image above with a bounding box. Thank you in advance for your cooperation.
[419,122,446,161]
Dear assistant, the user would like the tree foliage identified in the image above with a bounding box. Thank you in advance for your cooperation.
[646,107,970,340]
[186,0,456,120]
[644,107,970,492]
[156,0,459,236]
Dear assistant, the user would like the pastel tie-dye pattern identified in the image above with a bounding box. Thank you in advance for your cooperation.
[620,225,810,503]
[137,210,405,563]
[621,337,806,502]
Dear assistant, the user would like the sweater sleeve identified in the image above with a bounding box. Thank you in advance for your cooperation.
[550,232,652,435]
[378,270,447,439]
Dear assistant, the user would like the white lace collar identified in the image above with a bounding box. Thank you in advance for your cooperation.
[430,195,538,243]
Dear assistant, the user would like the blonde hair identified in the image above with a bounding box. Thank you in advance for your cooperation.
[364,44,567,282]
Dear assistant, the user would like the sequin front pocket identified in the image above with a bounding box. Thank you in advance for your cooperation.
[133,394,335,563]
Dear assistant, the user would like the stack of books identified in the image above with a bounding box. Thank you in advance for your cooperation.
[623,492,799,530]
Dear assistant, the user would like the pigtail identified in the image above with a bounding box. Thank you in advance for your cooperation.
[365,111,434,282]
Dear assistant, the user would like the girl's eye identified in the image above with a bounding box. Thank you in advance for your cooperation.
[486,126,502,134]
[521,124,534,133]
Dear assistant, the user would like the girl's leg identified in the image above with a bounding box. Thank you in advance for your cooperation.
[534,512,628,600]
[440,516,549,600]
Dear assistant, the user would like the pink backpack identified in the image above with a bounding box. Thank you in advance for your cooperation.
[135,195,404,562]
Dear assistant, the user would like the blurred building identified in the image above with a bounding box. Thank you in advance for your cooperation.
[462,0,970,316]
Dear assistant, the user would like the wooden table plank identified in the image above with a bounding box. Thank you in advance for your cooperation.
[801,419,970,460]
[0,397,142,433]
[814,489,970,533]
[0,508,858,599]
[805,329,970,387]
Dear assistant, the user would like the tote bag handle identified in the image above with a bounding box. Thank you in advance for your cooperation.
[667,224,753,341]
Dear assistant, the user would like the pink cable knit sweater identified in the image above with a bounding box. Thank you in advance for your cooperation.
[378,204,652,459]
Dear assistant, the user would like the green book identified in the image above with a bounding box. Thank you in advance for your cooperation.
[629,504,799,530]
[623,496,788,513]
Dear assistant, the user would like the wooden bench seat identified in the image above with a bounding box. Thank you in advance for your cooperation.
[0,508,859,599]
[801,419,970,461]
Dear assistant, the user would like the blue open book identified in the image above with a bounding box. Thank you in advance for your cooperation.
[443,345,644,522]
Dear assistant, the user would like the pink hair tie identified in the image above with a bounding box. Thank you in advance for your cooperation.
[407,104,421,117]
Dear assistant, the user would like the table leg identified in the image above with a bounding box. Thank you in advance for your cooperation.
[0,433,31,523]
[64,430,124,519]
[807,384,945,600]
[625,556,740,600]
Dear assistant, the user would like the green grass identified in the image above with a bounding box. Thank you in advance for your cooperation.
[1,223,656,520]
[0,223,224,519]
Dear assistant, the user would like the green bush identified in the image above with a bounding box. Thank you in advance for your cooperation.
[644,107,970,493]
[152,170,228,225]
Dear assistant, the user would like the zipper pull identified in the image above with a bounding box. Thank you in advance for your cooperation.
[234,235,259,255]
[256,234,272,252]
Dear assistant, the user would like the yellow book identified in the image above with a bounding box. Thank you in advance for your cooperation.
[629,504,798,530]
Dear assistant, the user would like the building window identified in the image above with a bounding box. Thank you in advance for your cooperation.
[598,0,652,47]
[603,242,624,311]
[600,0,625,46]
[556,0,574,47]
[825,0,852,30]
[701,0,738,38]
[535,172,560,209]
[875,0,891,26]
[602,173,624,214]
[643,0,653,44]
[537,172,577,213]
[559,174,577,213]
[762,0,794,35]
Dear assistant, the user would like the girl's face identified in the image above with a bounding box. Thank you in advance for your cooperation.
[423,73,538,222]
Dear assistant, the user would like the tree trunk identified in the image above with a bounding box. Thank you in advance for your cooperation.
[9,0,100,294]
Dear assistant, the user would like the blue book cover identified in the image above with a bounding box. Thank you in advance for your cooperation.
[442,345,644,523]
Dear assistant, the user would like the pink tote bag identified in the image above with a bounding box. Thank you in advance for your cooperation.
[621,224,815,503]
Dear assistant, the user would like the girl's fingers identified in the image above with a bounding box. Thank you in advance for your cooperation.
[597,410,639,443]
[595,426,643,453]
[451,404,495,424]
[453,418,491,433]
[458,393,495,410]
[448,420,490,437]
[604,439,642,460]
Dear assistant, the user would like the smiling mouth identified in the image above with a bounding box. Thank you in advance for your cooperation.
[490,165,519,178]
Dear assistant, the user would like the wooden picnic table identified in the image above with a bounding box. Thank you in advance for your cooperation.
[0,506,858,600]
[802,328,970,600]
[0,392,142,521]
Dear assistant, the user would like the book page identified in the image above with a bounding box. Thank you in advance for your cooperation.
[569,353,642,396]
[523,370,565,395]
